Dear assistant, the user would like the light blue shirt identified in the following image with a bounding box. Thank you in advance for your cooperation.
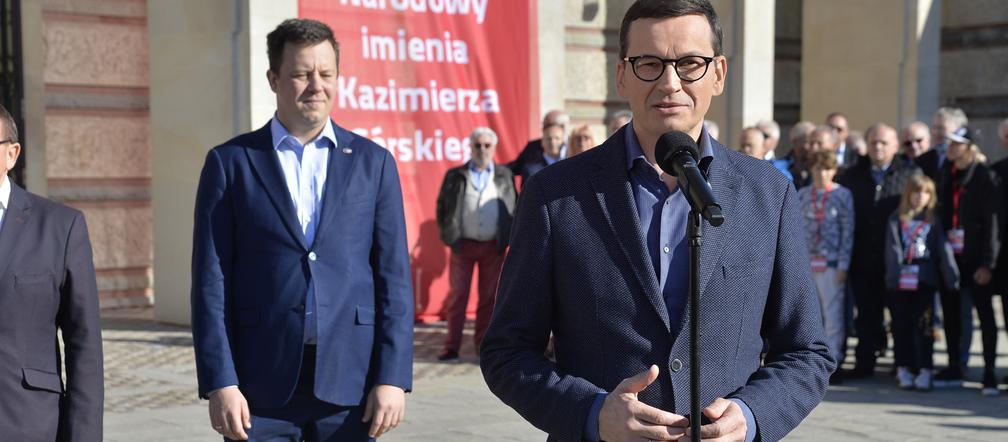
[270,116,337,345]
[542,144,568,165]
[467,160,493,192]
[0,176,10,234]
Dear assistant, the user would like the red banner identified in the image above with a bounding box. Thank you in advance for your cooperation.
[300,0,539,322]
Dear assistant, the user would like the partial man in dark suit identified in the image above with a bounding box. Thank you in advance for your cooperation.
[0,104,103,441]
[992,118,1008,385]
[480,2,834,441]
[191,19,413,441]
[434,127,516,361]
[509,110,569,190]
[916,107,968,184]
[836,123,921,379]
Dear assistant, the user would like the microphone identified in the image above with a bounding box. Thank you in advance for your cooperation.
[654,131,724,227]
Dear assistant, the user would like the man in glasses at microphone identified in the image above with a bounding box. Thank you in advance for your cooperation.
[480,1,834,441]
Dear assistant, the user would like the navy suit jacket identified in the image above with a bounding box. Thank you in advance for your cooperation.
[191,121,413,408]
[0,182,103,441]
[480,127,835,442]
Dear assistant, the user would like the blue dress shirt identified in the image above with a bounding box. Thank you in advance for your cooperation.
[270,116,337,345]
[467,160,493,192]
[583,123,755,442]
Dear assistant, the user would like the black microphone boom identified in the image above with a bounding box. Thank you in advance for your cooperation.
[654,131,724,226]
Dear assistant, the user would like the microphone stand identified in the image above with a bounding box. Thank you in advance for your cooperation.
[687,209,703,442]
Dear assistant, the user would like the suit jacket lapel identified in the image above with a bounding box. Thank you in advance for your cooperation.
[696,142,737,297]
[589,131,670,331]
[312,122,357,247]
[244,123,308,250]
[0,182,31,279]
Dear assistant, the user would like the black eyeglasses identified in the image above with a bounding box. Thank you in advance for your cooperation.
[902,138,925,147]
[472,143,494,149]
[623,54,716,82]
[0,139,12,145]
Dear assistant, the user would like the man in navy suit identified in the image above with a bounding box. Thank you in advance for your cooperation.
[0,105,103,441]
[191,19,413,441]
[480,1,834,441]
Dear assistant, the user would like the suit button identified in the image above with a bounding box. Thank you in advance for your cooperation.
[294,304,305,313]
[671,359,683,372]
[308,251,317,261]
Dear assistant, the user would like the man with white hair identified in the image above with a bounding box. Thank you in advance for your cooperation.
[917,107,968,183]
[785,121,816,188]
[757,119,780,160]
[436,127,517,361]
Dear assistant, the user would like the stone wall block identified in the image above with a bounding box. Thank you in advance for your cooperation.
[45,114,150,179]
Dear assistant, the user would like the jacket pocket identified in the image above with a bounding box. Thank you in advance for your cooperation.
[22,368,64,394]
[722,258,763,281]
[355,305,375,325]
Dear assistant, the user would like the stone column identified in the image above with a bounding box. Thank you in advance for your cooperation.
[707,0,776,147]
[801,0,940,131]
[149,0,296,324]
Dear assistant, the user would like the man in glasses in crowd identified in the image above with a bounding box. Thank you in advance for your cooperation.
[900,121,931,160]
[480,1,834,441]
[434,127,516,361]
[917,107,968,183]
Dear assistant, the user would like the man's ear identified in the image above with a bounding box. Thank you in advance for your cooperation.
[711,55,727,97]
[267,69,279,93]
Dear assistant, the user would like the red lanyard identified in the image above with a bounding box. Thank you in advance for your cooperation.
[901,220,926,264]
[812,185,831,246]
[951,167,962,229]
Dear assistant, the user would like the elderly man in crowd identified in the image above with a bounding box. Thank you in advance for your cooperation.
[757,119,781,160]
[435,127,517,361]
[808,125,853,174]
[741,125,791,179]
[827,112,858,168]
[608,109,633,136]
[837,123,922,380]
[903,121,931,159]
[786,121,816,188]
[900,121,932,160]
[510,110,569,189]
[917,107,968,183]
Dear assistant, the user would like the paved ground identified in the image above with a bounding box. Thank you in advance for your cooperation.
[101,307,1008,441]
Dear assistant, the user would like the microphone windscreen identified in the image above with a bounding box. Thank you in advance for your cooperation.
[655,131,700,173]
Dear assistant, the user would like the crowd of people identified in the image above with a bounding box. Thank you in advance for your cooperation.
[437,106,1008,397]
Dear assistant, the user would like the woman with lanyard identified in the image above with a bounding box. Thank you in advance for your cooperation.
[934,126,1001,395]
[798,150,854,376]
[885,175,959,390]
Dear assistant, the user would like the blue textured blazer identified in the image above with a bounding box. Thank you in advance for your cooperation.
[480,126,835,441]
[191,121,414,408]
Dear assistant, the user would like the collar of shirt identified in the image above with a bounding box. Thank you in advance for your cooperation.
[270,115,338,152]
[467,160,494,175]
[542,144,568,165]
[0,175,9,211]
[624,121,715,172]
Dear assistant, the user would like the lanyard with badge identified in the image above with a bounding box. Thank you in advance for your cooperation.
[899,220,927,291]
[947,167,965,254]
[810,185,831,273]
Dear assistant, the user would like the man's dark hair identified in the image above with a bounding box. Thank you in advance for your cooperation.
[619,0,724,58]
[0,104,18,144]
[267,18,339,72]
